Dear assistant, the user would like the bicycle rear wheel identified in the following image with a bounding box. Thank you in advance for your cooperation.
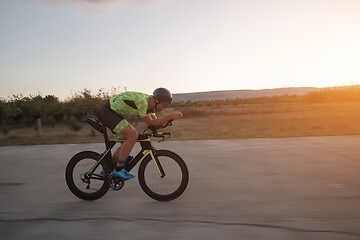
[138,150,189,201]
[65,151,110,201]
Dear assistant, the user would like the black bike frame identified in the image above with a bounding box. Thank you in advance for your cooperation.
[85,128,165,178]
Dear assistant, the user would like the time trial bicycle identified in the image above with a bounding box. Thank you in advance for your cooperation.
[65,118,189,201]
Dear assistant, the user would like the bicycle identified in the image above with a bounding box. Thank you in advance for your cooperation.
[65,118,189,201]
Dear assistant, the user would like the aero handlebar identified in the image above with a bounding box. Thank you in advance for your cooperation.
[145,120,173,142]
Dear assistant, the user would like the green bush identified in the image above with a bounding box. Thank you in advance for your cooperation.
[0,125,11,135]
[68,119,83,132]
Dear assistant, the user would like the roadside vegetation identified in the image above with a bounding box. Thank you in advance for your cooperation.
[1,85,360,145]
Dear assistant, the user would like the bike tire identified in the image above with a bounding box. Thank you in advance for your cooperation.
[138,150,189,201]
[65,151,111,201]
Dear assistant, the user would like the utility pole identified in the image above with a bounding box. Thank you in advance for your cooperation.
[37,118,42,135]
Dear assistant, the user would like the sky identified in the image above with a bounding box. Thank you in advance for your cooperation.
[1,0,360,99]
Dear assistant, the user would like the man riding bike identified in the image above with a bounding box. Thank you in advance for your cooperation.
[99,88,183,179]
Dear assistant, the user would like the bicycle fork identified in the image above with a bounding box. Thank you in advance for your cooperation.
[133,138,166,178]
[143,149,166,178]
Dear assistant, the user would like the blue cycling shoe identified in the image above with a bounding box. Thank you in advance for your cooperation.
[99,169,105,176]
[112,169,135,180]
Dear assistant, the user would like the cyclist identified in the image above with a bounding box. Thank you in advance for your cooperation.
[99,88,183,179]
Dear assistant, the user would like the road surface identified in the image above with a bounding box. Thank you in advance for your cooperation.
[0,136,359,239]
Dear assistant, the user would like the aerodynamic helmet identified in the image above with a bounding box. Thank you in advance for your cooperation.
[153,88,172,106]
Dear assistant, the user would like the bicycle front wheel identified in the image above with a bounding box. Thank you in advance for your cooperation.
[65,151,110,201]
[138,150,189,201]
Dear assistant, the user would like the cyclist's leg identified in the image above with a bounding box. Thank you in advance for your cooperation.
[110,124,137,179]
[99,101,135,179]
[114,125,138,168]
[112,139,124,164]
[99,101,127,164]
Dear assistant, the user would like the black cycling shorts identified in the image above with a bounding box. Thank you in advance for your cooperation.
[100,100,125,133]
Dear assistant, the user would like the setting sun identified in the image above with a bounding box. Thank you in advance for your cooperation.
[1,0,360,98]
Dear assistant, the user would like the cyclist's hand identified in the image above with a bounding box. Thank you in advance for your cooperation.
[170,112,183,120]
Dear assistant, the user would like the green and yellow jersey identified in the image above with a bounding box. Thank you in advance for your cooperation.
[109,91,155,117]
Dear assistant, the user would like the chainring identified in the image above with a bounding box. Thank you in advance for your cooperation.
[108,175,125,190]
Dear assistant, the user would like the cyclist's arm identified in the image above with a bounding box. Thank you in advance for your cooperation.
[142,112,183,126]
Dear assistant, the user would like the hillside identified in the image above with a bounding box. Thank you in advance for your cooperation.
[173,87,320,102]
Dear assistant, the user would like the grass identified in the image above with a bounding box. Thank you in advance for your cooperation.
[172,102,360,139]
[1,101,360,146]
[0,124,105,146]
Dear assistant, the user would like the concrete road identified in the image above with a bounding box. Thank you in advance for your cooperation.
[0,136,359,240]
